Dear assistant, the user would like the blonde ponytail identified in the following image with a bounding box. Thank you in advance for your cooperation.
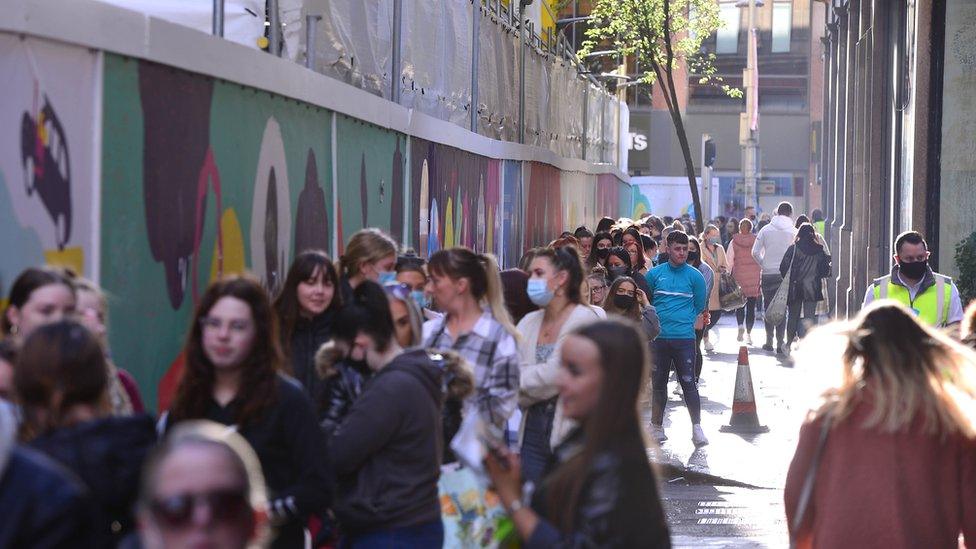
[479,253,519,339]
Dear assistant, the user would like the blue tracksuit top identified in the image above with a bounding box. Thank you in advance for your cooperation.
[645,261,708,340]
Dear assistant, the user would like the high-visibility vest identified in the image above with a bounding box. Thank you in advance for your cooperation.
[814,221,825,236]
[871,274,953,327]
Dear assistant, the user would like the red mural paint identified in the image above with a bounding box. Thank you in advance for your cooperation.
[192,147,223,303]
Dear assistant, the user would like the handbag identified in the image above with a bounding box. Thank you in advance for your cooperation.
[719,272,747,311]
[790,415,833,549]
[765,247,796,326]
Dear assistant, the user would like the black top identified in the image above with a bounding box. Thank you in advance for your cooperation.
[780,240,831,303]
[0,446,96,548]
[528,429,671,548]
[181,374,333,548]
[31,415,156,548]
[288,309,336,412]
[320,359,372,437]
[331,349,444,535]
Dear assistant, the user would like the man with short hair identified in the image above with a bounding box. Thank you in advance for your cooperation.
[645,231,709,446]
[863,231,964,328]
[752,201,797,354]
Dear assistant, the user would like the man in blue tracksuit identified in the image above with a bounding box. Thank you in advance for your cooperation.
[645,230,709,446]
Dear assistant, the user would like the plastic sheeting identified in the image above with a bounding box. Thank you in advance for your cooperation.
[98,0,265,49]
[476,7,517,142]
[304,0,393,99]
[399,0,473,127]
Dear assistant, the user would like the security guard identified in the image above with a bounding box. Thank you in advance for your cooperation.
[863,231,964,328]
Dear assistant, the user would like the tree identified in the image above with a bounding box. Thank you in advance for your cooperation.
[580,0,739,235]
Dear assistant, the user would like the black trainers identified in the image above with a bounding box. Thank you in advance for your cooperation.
[776,345,785,356]
[762,343,774,352]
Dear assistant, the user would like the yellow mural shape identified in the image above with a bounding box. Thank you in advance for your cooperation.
[210,208,247,282]
[444,198,455,248]
[44,246,84,276]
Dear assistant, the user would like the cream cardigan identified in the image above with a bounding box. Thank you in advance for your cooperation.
[516,304,601,449]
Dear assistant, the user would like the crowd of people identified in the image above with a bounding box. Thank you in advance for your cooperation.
[1,200,975,548]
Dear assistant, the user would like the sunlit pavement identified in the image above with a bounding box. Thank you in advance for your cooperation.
[647,314,831,547]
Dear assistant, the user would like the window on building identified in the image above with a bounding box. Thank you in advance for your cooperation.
[771,1,792,53]
[716,3,741,54]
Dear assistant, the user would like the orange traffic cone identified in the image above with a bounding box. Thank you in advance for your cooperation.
[719,346,770,434]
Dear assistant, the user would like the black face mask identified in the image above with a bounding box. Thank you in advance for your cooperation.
[608,266,628,279]
[899,259,928,279]
[613,294,636,310]
[687,251,700,264]
[596,248,611,260]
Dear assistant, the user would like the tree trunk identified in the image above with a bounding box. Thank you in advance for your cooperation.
[667,105,704,236]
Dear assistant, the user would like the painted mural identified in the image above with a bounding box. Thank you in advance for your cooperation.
[0,35,97,296]
[101,54,334,410]
[408,138,504,260]
[335,115,406,249]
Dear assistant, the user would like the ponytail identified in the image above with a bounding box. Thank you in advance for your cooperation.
[430,349,475,401]
[479,253,519,339]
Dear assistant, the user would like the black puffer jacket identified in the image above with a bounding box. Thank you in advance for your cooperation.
[288,309,336,410]
[528,429,671,548]
[30,414,156,548]
[320,359,372,437]
[780,240,831,303]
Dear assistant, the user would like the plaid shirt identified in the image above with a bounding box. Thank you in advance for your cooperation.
[423,311,520,435]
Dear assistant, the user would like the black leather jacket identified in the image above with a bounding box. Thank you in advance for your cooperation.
[528,429,671,548]
[320,360,372,437]
[780,241,831,303]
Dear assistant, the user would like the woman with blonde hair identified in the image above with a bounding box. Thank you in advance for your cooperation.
[785,301,976,548]
[423,247,520,444]
[337,228,398,301]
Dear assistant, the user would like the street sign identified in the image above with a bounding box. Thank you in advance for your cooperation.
[734,179,778,195]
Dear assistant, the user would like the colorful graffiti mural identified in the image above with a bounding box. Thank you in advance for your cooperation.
[0,35,97,292]
[100,54,334,409]
[3,38,629,410]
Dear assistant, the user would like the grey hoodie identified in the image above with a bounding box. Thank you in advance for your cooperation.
[751,215,797,274]
[331,348,444,535]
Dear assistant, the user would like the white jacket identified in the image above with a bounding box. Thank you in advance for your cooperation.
[751,215,797,274]
[516,304,601,449]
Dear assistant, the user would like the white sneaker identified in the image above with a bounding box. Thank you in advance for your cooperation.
[737,327,745,342]
[651,424,668,442]
[703,335,715,352]
[745,333,753,346]
[692,424,709,447]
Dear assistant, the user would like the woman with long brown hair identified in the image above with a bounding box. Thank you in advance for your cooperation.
[273,250,342,409]
[785,301,976,548]
[164,275,331,548]
[485,319,670,547]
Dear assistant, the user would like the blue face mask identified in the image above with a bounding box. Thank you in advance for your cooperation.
[526,278,554,307]
[377,271,397,285]
[410,290,430,310]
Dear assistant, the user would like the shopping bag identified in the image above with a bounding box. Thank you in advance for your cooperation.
[439,463,519,548]
[765,253,794,326]
[719,272,747,311]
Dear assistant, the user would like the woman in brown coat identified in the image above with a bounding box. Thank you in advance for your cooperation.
[700,224,729,352]
[785,301,976,549]
[726,219,761,345]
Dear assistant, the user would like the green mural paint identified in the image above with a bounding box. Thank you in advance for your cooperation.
[100,54,333,410]
[335,114,404,238]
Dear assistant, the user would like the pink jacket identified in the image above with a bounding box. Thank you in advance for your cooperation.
[727,233,761,298]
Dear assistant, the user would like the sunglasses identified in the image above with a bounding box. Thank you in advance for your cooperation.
[150,488,250,529]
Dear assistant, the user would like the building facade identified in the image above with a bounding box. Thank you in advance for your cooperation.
[819,0,976,318]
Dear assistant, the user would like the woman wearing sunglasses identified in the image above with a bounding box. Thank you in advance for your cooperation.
[15,319,156,548]
[164,276,332,548]
[137,420,270,549]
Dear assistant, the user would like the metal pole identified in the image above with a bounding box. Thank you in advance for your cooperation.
[599,93,606,162]
[743,0,758,210]
[269,0,281,56]
[305,14,321,69]
[701,133,712,222]
[571,0,578,50]
[581,83,589,159]
[392,0,403,103]
[212,0,224,37]
[518,3,526,144]
[471,0,480,132]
